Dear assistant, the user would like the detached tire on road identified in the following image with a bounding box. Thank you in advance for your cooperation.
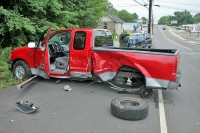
[111,97,149,120]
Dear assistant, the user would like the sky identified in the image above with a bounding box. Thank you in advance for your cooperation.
[108,0,200,23]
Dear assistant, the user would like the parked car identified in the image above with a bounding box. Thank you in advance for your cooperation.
[144,33,152,48]
[8,27,181,98]
[127,33,146,48]
[127,33,152,48]
[119,33,129,47]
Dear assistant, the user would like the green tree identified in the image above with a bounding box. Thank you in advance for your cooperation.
[141,17,148,22]
[174,10,193,25]
[117,10,136,22]
[158,16,170,25]
[106,2,118,15]
[194,13,200,23]
[0,0,107,48]
[132,13,138,20]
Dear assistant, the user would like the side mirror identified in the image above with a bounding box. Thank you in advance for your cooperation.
[28,42,36,48]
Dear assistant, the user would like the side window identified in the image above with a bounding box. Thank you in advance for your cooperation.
[48,31,71,51]
[73,31,86,50]
[103,22,107,29]
[49,32,71,46]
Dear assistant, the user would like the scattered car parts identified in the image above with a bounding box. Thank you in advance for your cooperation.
[15,100,39,114]
[111,97,149,120]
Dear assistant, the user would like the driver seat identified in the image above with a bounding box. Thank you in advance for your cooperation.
[55,56,69,71]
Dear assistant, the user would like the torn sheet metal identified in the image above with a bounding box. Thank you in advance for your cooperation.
[70,72,92,78]
[97,72,116,81]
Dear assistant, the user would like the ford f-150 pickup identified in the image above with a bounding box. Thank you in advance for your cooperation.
[8,27,181,98]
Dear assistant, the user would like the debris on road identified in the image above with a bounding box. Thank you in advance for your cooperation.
[15,100,39,114]
[111,97,149,120]
[9,120,14,123]
[56,79,62,83]
[64,85,71,91]
[16,75,38,90]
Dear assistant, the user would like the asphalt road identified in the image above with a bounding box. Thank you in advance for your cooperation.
[0,25,200,133]
[154,25,200,133]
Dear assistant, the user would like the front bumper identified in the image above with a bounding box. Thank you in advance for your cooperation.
[168,71,181,90]
[7,60,13,71]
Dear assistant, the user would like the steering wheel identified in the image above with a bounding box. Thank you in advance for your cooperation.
[51,42,62,52]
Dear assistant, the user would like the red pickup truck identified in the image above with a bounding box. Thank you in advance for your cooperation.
[8,27,181,98]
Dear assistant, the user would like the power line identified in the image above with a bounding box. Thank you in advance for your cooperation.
[114,4,145,7]
[156,0,200,7]
[141,0,147,4]
[155,5,200,14]
[132,0,148,9]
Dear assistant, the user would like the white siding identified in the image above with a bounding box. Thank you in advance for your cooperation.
[115,23,123,35]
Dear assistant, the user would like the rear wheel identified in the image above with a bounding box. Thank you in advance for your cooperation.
[13,60,32,81]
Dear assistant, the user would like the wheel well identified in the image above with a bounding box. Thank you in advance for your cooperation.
[117,65,145,80]
[12,59,29,71]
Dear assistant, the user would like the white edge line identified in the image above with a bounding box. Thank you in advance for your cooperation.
[168,30,185,41]
[158,90,168,133]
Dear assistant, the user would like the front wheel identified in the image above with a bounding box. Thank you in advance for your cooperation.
[13,60,32,81]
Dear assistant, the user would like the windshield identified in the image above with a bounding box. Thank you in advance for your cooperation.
[94,30,113,47]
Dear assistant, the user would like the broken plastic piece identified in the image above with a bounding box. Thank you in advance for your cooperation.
[15,100,39,114]
[64,85,71,91]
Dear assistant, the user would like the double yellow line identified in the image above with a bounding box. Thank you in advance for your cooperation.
[159,27,192,50]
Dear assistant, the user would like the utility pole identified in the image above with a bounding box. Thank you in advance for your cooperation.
[148,0,152,34]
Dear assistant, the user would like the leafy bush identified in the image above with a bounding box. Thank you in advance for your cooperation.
[0,48,20,89]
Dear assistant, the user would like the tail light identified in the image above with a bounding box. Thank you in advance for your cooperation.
[172,55,180,80]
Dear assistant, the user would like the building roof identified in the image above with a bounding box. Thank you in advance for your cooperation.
[107,13,124,23]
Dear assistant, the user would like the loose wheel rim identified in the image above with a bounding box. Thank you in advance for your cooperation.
[120,100,141,107]
[15,66,25,80]
[141,89,152,98]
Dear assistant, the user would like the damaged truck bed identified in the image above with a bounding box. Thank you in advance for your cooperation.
[8,27,181,98]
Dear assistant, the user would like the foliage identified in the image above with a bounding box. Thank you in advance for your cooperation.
[158,16,171,25]
[158,10,195,26]
[0,0,108,48]
[106,2,118,15]
[0,47,20,89]
[174,10,193,25]
[141,17,148,22]
[117,10,137,23]
[105,2,139,23]
[194,13,200,23]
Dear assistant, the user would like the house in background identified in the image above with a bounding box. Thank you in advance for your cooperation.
[123,23,138,34]
[181,24,200,32]
[97,13,124,36]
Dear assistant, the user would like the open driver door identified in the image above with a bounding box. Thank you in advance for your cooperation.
[34,27,52,79]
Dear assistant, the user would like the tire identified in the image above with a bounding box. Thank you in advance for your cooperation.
[111,97,149,120]
[140,87,153,99]
[13,60,32,81]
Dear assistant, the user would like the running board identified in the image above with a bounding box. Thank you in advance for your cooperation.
[16,76,38,90]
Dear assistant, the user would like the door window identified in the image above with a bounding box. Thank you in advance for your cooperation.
[48,31,71,51]
[73,31,86,50]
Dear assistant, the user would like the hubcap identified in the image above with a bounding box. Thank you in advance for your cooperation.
[15,66,25,80]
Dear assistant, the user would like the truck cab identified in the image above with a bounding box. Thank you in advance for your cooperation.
[8,28,114,80]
